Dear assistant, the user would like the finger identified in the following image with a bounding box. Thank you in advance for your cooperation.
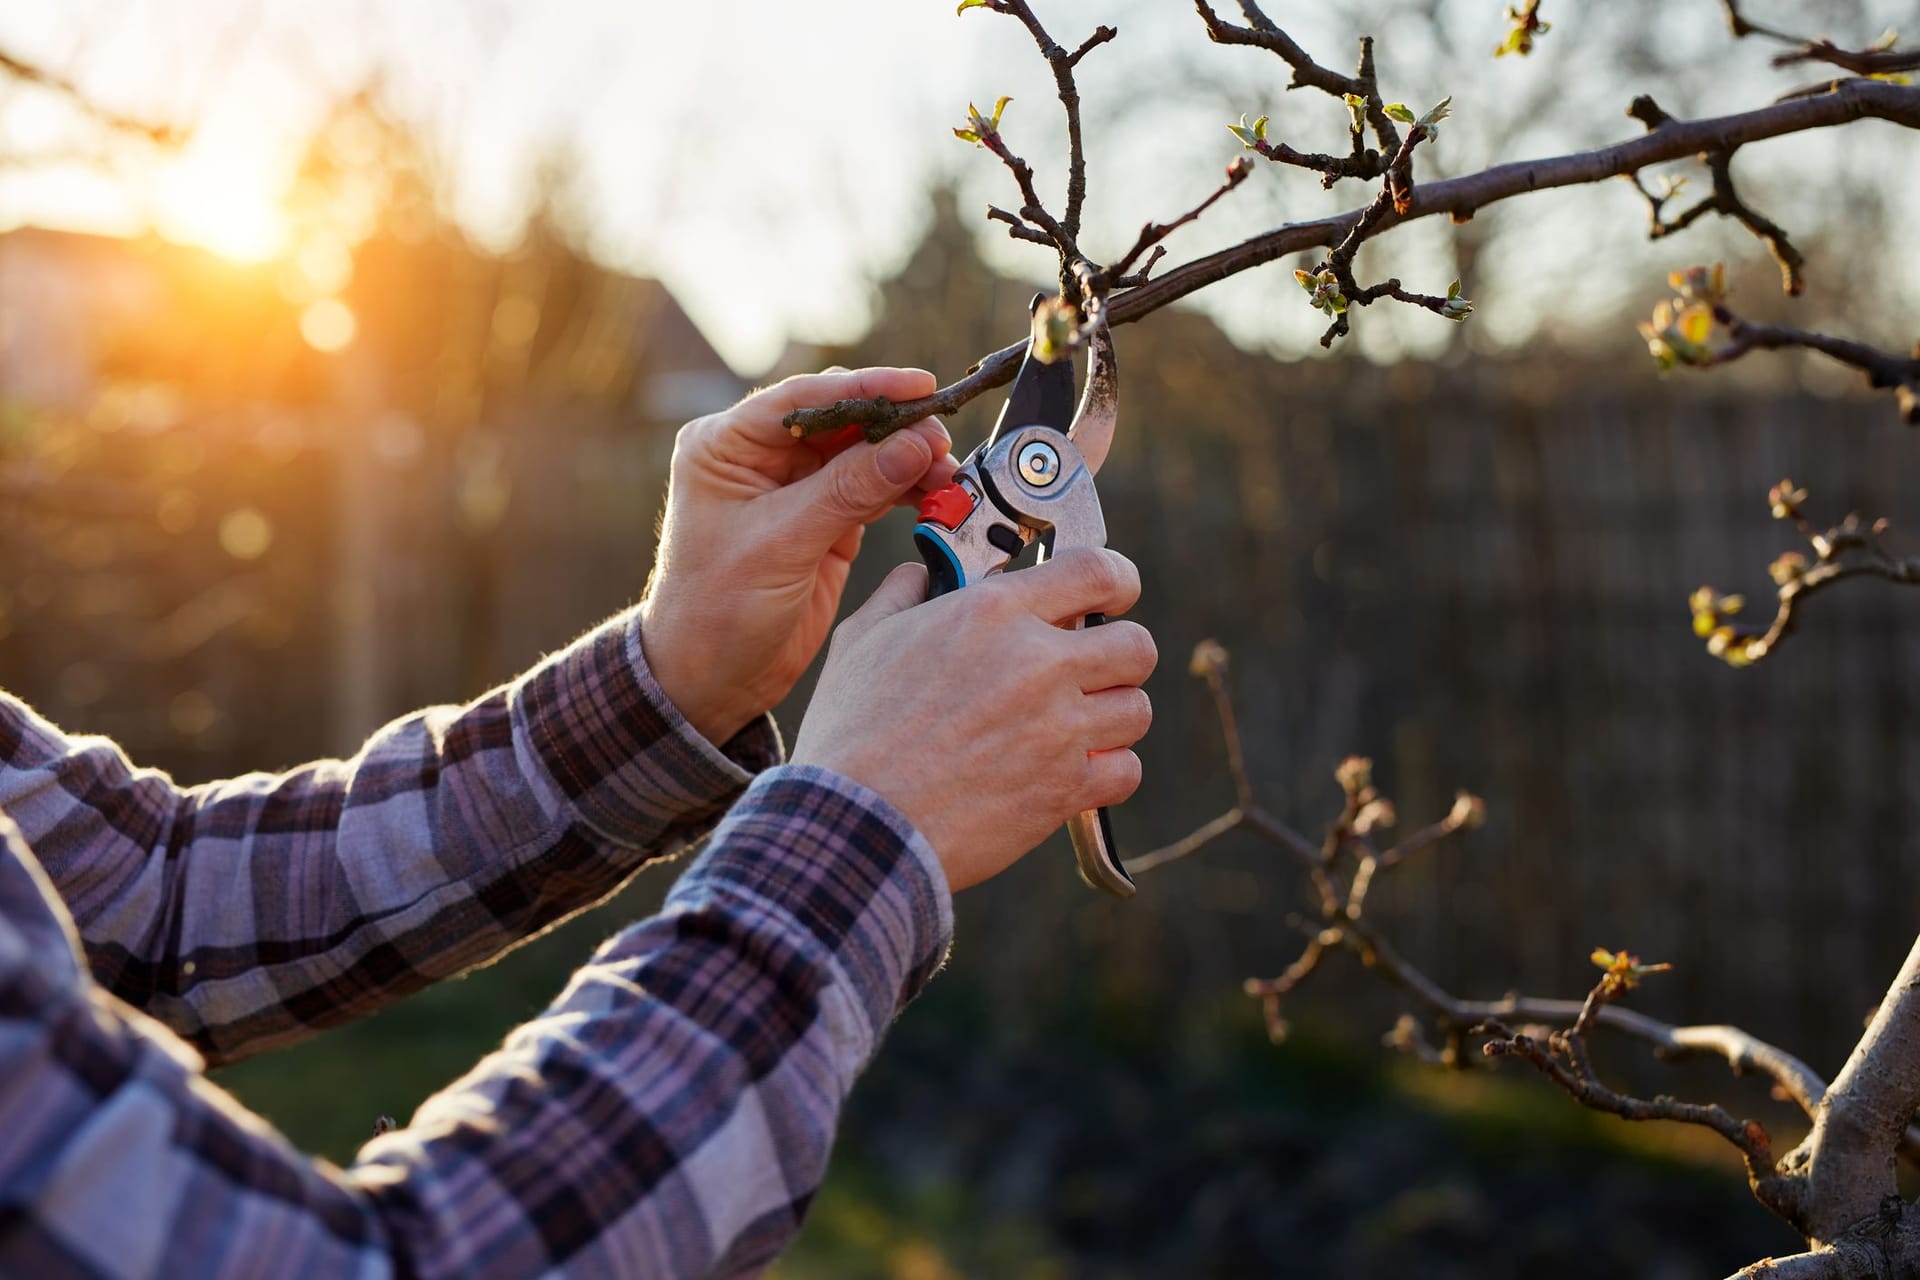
[740,367,939,447]
[1071,620,1158,693]
[1080,686,1152,751]
[1079,748,1144,811]
[772,421,951,559]
[895,449,961,509]
[839,562,930,637]
[994,547,1141,625]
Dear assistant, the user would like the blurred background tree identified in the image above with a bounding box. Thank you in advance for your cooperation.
[2,1,1918,1275]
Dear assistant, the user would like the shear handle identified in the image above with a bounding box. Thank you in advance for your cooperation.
[1066,611,1135,898]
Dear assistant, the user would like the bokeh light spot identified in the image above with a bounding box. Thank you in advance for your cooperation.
[168,689,220,737]
[296,236,355,296]
[56,663,108,708]
[219,507,275,560]
[301,298,358,352]
[156,490,198,534]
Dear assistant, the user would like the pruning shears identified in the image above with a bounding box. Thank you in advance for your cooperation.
[910,296,1134,899]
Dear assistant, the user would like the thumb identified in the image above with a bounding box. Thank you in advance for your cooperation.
[778,425,942,558]
[844,562,930,634]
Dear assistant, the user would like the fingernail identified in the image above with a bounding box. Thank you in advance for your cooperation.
[877,432,928,486]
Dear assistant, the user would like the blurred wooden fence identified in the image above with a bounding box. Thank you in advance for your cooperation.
[1084,358,1913,1075]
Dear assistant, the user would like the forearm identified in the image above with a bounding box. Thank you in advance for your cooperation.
[0,609,781,1065]
[0,769,951,1279]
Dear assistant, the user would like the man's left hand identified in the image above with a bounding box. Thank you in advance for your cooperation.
[639,367,956,745]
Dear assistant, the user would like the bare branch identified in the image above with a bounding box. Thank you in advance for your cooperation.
[1107,157,1253,288]
[1628,145,1805,297]
[986,203,1054,246]
[1066,24,1117,70]
[1708,320,1920,424]
[1480,1009,1792,1218]
[962,1,1115,298]
[1126,641,1920,1248]
[0,45,182,143]
[1730,1252,1851,1280]
[1123,808,1245,877]
[1791,936,1920,1243]
[1192,4,1402,156]
[1692,491,1920,667]
[786,81,1920,440]
[1720,0,1920,77]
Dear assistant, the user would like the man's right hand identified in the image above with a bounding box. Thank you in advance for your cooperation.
[791,547,1156,892]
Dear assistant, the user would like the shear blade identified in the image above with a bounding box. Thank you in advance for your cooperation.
[990,342,1077,445]
[1066,318,1118,476]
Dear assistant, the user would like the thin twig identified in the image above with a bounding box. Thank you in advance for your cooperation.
[1106,158,1254,294]
[1709,317,1920,424]
[1720,0,1920,77]
[0,45,181,143]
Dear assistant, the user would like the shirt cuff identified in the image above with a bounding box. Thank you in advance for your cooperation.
[665,765,954,1033]
[515,611,785,849]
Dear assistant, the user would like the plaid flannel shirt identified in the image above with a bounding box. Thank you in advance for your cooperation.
[0,610,954,1278]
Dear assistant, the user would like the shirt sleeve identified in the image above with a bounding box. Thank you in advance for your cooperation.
[0,766,954,1280]
[0,610,782,1067]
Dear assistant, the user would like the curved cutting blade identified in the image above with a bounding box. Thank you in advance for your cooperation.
[988,294,1077,446]
[1066,317,1118,475]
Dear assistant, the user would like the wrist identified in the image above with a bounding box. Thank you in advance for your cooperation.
[636,599,759,747]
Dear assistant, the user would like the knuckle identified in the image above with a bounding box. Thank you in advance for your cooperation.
[1125,687,1154,737]
[821,461,865,514]
[1113,622,1157,676]
[670,416,715,465]
[971,575,1022,622]
[1106,750,1144,802]
[1076,547,1121,597]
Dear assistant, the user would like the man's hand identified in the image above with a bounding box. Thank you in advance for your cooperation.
[639,368,956,745]
[792,548,1156,892]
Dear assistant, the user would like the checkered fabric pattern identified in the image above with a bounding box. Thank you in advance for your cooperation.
[0,610,953,1278]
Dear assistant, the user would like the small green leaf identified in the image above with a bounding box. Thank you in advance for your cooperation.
[956,0,990,13]
[952,128,981,145]
[990,95,1012,128]
[1447,279,1461,300]
[1418,97,1453,130]
[1228,123,1257,147]
[1342,92,1365,133]
[1383,103,1416,124]
[1253,114,1269,141]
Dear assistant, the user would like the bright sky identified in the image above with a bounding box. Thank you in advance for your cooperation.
[2,0,1916,374]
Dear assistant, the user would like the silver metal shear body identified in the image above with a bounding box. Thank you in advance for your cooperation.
[910,301,1133,898]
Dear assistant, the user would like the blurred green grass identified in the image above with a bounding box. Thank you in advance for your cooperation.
[215,871,1799,1276]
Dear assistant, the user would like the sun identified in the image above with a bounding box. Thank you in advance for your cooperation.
[150,133,292,264]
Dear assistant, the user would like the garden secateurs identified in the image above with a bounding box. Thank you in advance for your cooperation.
[910,296,1134,899]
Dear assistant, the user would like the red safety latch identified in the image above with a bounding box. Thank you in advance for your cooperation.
[917,483,976,531]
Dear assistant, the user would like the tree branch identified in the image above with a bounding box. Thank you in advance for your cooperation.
[1689,486,1920,665]
[1792,936,1920,1244]
[1719,0,1920,78]
[1709,321,1920,424]
[1107,156,1253,283]
[1129,639,1920,1254]
[0,45,181,143]
[785,80,1920,439]
[961,1,1115,299]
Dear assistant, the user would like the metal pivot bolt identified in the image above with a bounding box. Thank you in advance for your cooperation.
[1017,440,1061,487]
